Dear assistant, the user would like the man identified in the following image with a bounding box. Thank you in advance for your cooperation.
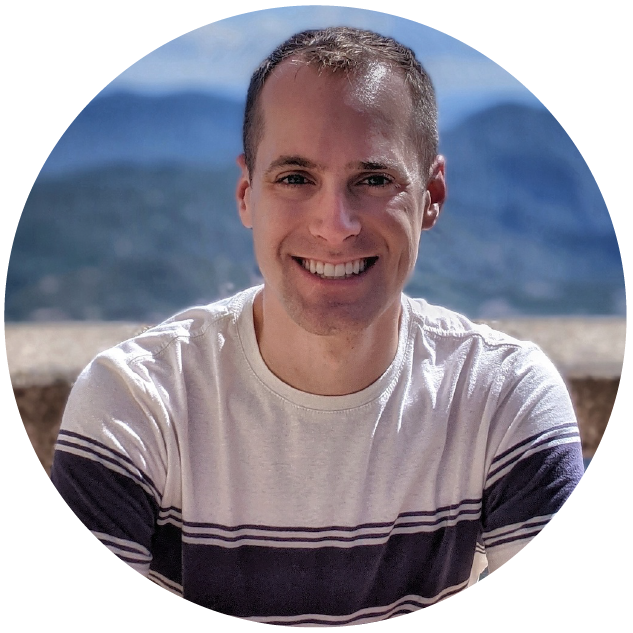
[51,27,584,625]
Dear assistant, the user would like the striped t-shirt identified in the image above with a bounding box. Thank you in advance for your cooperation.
[51,286,584,625]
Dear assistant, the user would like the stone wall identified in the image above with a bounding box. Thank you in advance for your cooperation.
[7,322,144,474]
[5,318,625,474]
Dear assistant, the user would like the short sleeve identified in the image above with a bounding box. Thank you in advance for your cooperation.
[481,345,584,571]
[51,348,170,576]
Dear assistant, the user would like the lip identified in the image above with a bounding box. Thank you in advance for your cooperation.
[291,256,378,282]
[293,256,376,266]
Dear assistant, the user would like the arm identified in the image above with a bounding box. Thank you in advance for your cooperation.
[51,347,169,576]
[481,346,584,572]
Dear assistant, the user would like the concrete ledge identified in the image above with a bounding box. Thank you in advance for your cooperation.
[480,317,625,461]
[480,317,625,379]
[6,322,146,388]
[5,318,626,473]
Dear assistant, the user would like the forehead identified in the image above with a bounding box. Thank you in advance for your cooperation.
[261,57,413,117]
[255,60,417,167]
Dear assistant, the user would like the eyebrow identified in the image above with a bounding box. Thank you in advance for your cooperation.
[355,160,394,171]
[264,155,321,175]
[263,156,403,175]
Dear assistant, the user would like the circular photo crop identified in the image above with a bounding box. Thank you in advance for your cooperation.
[4,4,626,628]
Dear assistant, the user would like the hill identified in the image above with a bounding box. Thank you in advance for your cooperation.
[6,97,624,321]
[40,91,244,175]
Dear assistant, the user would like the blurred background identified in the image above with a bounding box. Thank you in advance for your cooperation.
[4,5,625,324]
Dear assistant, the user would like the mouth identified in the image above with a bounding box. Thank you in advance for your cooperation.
[294,256,378,279]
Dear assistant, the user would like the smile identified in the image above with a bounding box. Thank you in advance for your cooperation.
[297,257,378,279]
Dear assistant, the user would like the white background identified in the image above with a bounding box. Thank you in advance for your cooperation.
[1,1,630,630]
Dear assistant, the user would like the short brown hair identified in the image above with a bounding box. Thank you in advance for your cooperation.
[242,27,438,176]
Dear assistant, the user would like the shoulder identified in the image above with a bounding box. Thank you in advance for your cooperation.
[403,295,568,411]
[66,286,260,420]
[58,287,260,463]
[404,295,544,359]
[109,286,259,368]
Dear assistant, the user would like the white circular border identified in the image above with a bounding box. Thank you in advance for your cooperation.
[2,2,629,630]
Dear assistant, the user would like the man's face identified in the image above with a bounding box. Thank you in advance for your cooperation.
[237,60,445,337]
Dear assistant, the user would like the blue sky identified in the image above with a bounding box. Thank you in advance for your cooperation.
[105,6,542,129]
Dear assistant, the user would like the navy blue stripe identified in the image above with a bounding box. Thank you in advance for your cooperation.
[51,449,158,553]
[150,521,182,587]
[181,521,480,618]
[254,583,468,624]
[387,608,418,620]
[118,554,151,565]
[99,538,150,556]
[158,513,184,526]
[483,442,583,532]
[486,529,542,549]
[264,601,423,627]
[181,499,482,533]
[348,584,468,625]
[485,517,549,543]
[57,429,161,495]
[490,423,579,467]
[159,506,182,515]
[149,572,183,593]
[55,439,161,502]
[55,435,161,501]
[183,509,481,544]
[487,431,580,481]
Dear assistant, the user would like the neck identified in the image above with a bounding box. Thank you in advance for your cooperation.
[253,289,401,396]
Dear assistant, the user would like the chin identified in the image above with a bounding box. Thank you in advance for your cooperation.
[281,289,390,337]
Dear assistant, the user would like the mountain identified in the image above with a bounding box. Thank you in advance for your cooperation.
[407,103,624,316]
[7,164,255,323]
[6,95,625,322]
[40,91,244,175]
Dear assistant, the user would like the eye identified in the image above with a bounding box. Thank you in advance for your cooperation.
[278,173,311,186]
[359,174,393,187]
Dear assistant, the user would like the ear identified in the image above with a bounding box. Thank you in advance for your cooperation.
[236,153,253,229]
[422,155,446,231]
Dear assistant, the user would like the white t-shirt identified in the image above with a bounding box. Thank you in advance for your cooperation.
[52,286,584,625]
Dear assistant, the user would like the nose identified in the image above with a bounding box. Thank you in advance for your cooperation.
[309,187,361,244]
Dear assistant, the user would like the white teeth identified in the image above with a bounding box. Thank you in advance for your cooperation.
[300,258,372,278]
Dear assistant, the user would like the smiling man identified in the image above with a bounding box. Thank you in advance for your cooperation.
[51,28,584,625]
[236,51,445,397]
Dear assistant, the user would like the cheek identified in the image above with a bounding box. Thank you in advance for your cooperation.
[251,207,293,265]
[393,211,423,275]
[385,205,422,250]
[249,209,273,264]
